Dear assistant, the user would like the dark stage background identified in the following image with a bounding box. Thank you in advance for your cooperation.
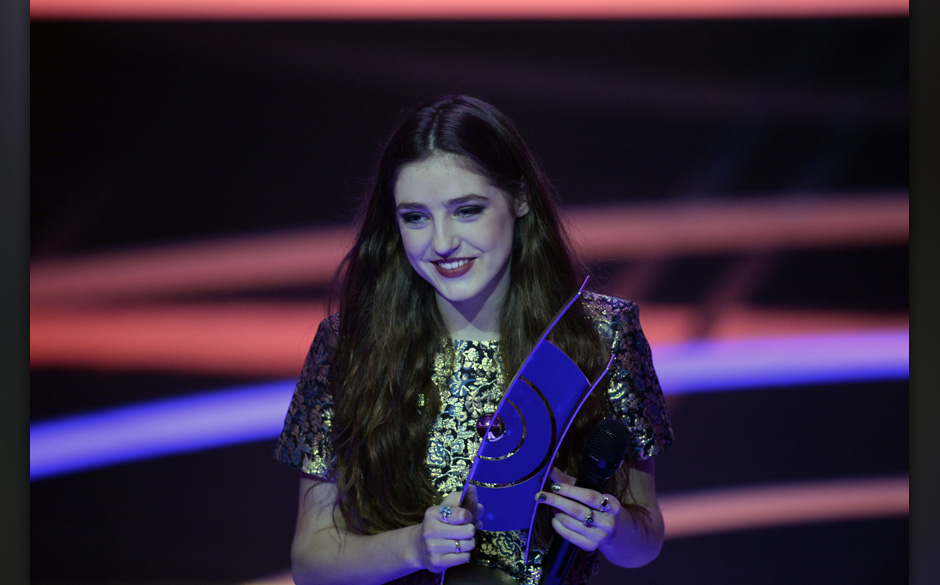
[30,16,909,585]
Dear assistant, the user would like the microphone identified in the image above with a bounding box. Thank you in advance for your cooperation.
[539,418,631,585]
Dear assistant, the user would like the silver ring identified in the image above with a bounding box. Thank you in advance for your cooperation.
[584,511,595,526]
[455,540,461,554]
[599,496,611,513]
[440,505,453,523]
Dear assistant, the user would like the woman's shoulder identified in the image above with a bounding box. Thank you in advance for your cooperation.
[580,290,639,323]
[579,290,647,348]
[306,312,342,355]
[319,312,342,332]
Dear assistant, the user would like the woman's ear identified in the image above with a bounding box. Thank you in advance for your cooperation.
[514,198,530,218]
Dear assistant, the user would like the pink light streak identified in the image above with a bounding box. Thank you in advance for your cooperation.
[661,476,909,538]
[30,195,908,307]
[240,475,908,584]
[30,227,354,307]
[29,301,908,376]
[29,195,908,376]
[29,301,329,377]
[29,0,909,20]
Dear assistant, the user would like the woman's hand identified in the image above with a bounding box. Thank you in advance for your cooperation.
[534,467,620,552]
[534,459,665,568]
[292,479,487,585]
[412,490,482,573]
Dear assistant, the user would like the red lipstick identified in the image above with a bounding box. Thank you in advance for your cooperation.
[433,258,474,278]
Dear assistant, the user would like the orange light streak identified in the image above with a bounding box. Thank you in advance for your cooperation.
[239,475,909,585]
[29,302,329,377]
[29,0,909,20]
[29,302,908,376]
[30,194,908,307]
[564,194,908,261]
[31,226,355,307]
[661,475,909,538]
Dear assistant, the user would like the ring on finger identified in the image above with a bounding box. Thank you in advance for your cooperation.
[454,540,461,554]
[583,511,595,527]
[440,505,453,523]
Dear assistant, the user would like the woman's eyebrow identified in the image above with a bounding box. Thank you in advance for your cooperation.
[395,193,489,211]
[447,194,489,206]
[395,201,427,211]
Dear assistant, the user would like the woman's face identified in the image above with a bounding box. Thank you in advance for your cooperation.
[394,154,528,319]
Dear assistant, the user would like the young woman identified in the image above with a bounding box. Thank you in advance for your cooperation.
[274,95,674,585]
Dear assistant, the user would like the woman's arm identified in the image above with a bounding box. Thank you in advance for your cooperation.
[291,474,480,585]
[535,457,665,568]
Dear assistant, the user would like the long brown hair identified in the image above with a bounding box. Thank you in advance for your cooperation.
[329,95,614,534]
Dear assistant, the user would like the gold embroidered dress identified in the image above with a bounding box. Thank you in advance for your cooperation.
[274,292,674,585]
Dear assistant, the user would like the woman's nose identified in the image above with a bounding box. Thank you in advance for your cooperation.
[432,221,459,257]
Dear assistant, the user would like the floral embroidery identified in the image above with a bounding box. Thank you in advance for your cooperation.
[274,292,674,584]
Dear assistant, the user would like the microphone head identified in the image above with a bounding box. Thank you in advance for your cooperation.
[580,418,631,480]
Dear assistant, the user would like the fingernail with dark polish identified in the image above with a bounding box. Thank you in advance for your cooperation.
[550,483,562,493]
[537,492,547,501]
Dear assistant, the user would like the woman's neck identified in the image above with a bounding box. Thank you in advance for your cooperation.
[436,298,501,341]
[435,271,510,342]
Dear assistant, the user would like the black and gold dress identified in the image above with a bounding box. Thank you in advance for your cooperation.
[274,292,674,585]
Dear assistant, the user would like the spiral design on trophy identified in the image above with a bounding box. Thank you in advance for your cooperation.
[470,376,557,488]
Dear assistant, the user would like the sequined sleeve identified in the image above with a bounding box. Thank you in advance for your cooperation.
[584,292,674,461]
[273,315,340,480]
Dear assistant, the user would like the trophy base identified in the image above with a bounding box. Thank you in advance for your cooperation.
[442,563,522,585]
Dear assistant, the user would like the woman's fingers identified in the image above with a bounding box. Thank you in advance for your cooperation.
[535,481,620,551]
[548,465,576,486]
[416,492,478,572]
[432,535,477,555]
[544,475,619,514]
[549,514,600,551]
[436,491,476,526]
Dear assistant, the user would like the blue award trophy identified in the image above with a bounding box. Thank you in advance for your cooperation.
[441,277,613,584]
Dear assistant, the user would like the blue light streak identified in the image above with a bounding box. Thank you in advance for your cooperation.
[30,329,908,481]
[655,329,909,393]
[30,382,295,481]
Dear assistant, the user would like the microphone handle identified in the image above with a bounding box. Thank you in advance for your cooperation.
[538,472,613,585]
